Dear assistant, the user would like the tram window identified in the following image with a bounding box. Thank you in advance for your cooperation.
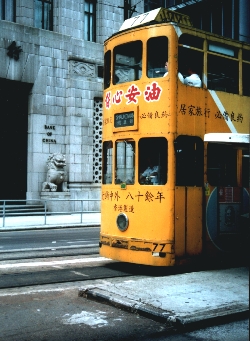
[103,141,113,184]
[243,63,250,96]
[242,149,250,188]
[115,140,135,184]
[139,137,167,185]
[179,34,203,50]
[175,136,204,187]
[113,41,142,85]
[147,36,168,78]
[104,50,111,89]
[207,143,237,186]
[207,54,238,94]
[242,49,250,61]
[178,46,203,83]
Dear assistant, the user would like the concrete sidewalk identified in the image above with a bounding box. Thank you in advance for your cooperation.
[79,266,249,329]
[0,213,101,231]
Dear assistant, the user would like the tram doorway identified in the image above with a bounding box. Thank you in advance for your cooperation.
[0,79,32,200]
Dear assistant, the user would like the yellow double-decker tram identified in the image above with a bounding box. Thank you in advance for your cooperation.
[100,8,250,266]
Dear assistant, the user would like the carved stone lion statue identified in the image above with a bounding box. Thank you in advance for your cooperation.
[42,153,69,192]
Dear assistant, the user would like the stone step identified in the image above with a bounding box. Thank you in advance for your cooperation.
[0,205,46,217]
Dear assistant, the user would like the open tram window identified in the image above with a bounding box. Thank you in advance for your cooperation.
[175,136,204,187]
[243,63,250,96]
[207,54,238,94]
[139,137,167,185]
[103,141,113,184]
[115,140,135,184]
[113,41,142,85]
[207,143,237,186]
[104,50,111,89]
[147,36,168,78]
[178,46,203,86]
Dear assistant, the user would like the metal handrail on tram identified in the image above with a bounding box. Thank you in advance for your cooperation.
[0,199,101,228]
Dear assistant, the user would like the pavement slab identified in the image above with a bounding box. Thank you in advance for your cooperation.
[79,267,249,329]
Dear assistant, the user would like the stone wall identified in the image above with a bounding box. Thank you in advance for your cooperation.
[0,0,141,207]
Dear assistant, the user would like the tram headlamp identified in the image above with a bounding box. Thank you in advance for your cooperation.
[116,213,129,232]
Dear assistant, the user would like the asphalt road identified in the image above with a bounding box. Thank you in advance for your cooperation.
[0,227,100,259]
[0,228,248,341]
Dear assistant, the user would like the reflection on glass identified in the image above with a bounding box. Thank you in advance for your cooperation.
[115,141,135,184]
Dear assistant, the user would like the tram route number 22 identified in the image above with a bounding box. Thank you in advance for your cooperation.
[152,243,166,252]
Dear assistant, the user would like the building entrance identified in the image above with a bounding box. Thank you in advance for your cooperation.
[0,79,32,200]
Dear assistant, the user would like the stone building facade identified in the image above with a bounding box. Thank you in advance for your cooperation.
[0,0,142,209]
[0,0,248,209]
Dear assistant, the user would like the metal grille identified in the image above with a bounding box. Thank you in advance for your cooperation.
[93,98,103,183]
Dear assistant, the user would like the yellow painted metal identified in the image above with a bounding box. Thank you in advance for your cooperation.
[101,19,250,266]
[174,187,186,257]
[186,187,203,255]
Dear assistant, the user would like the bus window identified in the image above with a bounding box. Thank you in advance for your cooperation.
[178,46,203,85]
[139,137,167,185]
[104,50,111,89]
[115,140,135,184]
[207,143,237,186]
[113,41,142,85]
[175,136,204,187]
[103,141,113,184]
[207,54,238,94]
[147,36,168,78]
[243,63,250,96]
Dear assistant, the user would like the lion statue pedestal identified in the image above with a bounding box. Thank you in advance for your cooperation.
[41,153,71,213]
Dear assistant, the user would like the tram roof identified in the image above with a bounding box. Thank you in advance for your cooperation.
[119,7,193,32]
[204,133,250,145]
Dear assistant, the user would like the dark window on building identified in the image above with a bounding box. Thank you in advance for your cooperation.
[35,0,53,31]
[139,137,168,185]
[0,0,16,21]
[147,36,168,78]
[97,65,103,78]
[175,135,204,187]
[84,0,96,42]
[207,143,237,187]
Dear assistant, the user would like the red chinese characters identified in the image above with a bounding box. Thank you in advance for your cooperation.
[104,82,163,109]
[144,82,162,102]
[124,84,141,104]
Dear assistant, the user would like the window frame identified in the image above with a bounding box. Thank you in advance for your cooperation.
[0,0,16,21]
[34,0,53,31]
[84,0,96,42]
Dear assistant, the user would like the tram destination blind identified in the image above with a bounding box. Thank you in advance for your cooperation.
[114,112,134,127]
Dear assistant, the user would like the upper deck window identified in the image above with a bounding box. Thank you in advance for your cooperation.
[104,50,111,89]
[147,36,168,78]
[113,41,142,85]
[207,54,238,94]
[179,34,203,50]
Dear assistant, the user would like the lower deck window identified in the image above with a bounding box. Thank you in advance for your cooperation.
[139,137,167,185]
[102,141,113,184]
[115,141,135,184]
[175,135,204,187]
[207,143,237,186]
